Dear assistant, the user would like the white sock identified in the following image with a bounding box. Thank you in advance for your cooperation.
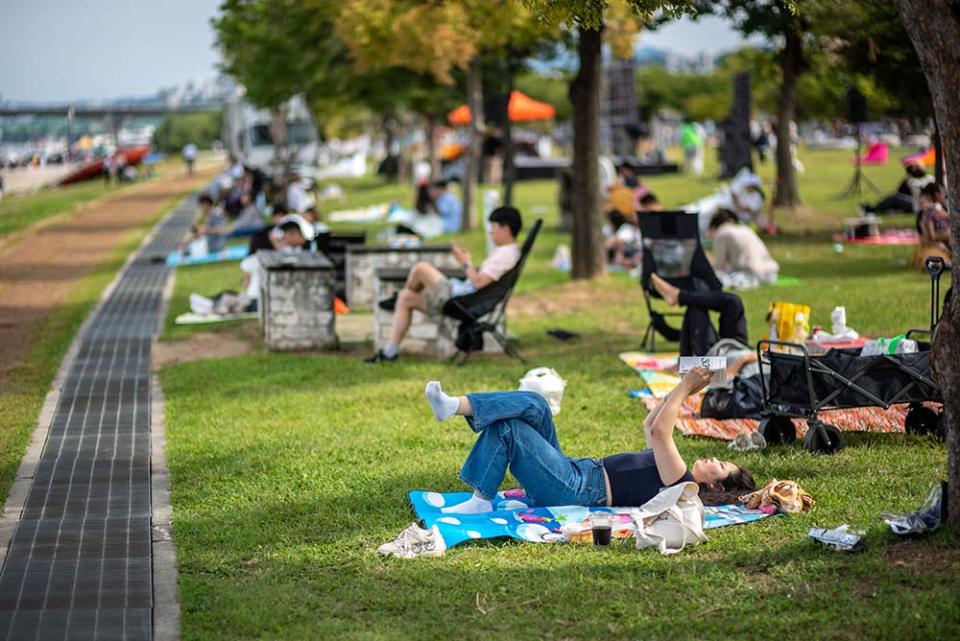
[441,493,493,514]
[383,343,398,358]
[425,381,459,421]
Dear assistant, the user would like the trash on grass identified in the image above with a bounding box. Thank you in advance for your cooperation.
[881,481,947,537]
[808,524,866,552]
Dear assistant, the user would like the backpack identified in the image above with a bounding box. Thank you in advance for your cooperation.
[455,321,486,353]
[700,374,767,420]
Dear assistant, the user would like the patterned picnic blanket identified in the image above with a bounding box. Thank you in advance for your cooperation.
[639,395,914,441]
[831,229,919,245]
[619,351,923,441]
[409,489,773,549]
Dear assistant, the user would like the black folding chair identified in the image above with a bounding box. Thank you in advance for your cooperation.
[637,211,722,351]
[442,219,543,366]
[316,232,366,301]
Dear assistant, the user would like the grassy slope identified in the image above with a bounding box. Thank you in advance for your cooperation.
[0,181,113,238]
[0,159,183,240]
[160,148,958,641]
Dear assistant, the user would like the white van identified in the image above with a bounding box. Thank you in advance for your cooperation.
[222,95,319,175]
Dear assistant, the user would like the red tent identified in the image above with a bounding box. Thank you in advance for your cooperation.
[447,90,556,125]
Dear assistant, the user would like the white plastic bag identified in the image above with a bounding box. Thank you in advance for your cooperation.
[188,237,208,258]
[551,244,571,272]
[631,482,707,555]
[518,367,567,416]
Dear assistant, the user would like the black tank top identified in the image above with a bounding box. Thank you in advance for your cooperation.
[602,449,694,507]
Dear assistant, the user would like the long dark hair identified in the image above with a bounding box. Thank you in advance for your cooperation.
[698,466,756,506]
[415,183,433,214]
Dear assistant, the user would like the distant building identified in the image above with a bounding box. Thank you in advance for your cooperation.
[634,44,717,74]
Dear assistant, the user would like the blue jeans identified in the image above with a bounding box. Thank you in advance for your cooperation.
[459,391,608,507]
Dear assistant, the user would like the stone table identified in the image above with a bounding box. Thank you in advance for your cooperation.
[258,251,337,350]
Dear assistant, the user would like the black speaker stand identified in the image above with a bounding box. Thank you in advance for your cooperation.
[836,123,883,201]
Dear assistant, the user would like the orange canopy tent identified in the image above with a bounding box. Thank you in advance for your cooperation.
[447,90,556,125]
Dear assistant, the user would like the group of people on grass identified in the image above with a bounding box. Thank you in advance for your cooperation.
[422,250,766,515]
[864,157,952,268]
[364,174,763,513]
[187,158,328,316]
[602,161,779,288]
[387,179,463,239]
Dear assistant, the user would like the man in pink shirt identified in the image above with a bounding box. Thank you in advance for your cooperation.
[366,207,523,363]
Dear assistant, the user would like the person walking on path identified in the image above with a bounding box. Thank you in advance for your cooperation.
[182,142,198,176]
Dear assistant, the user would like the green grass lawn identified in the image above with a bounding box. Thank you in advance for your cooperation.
[159,148,958,640]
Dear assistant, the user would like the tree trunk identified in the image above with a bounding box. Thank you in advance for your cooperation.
[933,114,944,186]
[462,57,485,231]
[503,66,517,207]
[568,25,606,280]
[269,108,289,184]
[383,116,397,182]
[426,113,440,180]
[773,30,801,208]
[894,0,960,527]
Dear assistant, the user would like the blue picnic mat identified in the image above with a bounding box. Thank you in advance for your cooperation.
[166,244,249,267]
[409,490,774,548]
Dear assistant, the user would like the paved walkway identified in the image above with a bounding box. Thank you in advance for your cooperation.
[0,196,196,640]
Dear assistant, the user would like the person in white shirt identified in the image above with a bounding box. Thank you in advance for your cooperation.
[707,209,779,289]
[286,173,316,214]
[366,207,523,363]
[182,143,198,176]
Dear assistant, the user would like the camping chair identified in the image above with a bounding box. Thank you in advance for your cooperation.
[441,219,543,366]
[638,210,722,351]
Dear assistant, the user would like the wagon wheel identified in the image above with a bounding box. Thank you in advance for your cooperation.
[804,420,843,454]
[904,405,940,436]
[759,415,797,445]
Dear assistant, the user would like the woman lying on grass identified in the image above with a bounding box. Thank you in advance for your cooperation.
[426,367,756,514]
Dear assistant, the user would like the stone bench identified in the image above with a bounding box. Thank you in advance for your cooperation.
[373,267,506,358]
[258,251,337,351]
[345,244,458,310]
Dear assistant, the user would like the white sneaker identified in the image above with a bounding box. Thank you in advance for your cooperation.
[377,523,446,559]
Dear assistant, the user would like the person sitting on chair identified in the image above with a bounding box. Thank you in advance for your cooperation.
[421,368,756,513]
[365,206,523,363]
[648,271,749,357]
[707,209,779,289]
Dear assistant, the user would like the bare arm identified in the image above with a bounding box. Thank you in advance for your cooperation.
[647,368,712,485]
[452,243,494,289]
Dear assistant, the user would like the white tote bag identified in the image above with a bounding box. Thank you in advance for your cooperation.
[631,482,708,555]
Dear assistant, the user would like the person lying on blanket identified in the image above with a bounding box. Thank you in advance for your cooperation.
[423,368,756,513]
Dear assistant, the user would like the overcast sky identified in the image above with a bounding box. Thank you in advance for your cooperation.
[0,3,751,103]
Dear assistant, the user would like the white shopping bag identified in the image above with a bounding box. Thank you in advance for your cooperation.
[518,367,566,416]
[631,482,707,555]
